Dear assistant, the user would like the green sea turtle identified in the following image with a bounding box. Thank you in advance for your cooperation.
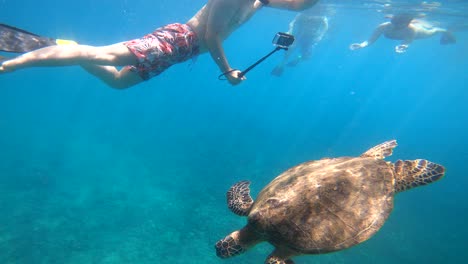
[215,140,445,264]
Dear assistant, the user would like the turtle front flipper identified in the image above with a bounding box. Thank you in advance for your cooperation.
[227,181,254,216]
[215,231,246,258]
[360,140,398,159]
[394,159,445,192]
[215,226,262,259]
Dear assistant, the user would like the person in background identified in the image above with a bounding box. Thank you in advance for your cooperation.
[0,0,319,88]
[349,13,456,53]
[271,8,329,76]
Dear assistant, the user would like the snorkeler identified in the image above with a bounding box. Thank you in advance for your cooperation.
[272,11,329,76]
[349,14,456,53]
[0,0,319,88]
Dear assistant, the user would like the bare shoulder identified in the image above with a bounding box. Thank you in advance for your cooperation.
[203,0,262,29]
[187,0,263,48]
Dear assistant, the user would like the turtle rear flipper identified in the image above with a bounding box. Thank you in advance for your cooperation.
[360,140,397,159]
[266,256,294,264]
[394,159,445,192]
[265,248,295,264]
[227,181,254,216]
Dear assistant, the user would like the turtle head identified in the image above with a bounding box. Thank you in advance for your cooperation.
[393,159,445,193]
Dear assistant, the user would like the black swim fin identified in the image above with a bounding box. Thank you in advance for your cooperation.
[440,31,456,45]
[0,55,9,63]
[0,23,77,53]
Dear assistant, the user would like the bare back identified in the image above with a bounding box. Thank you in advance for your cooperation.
[186,0,263,53]
[383,20,443,41]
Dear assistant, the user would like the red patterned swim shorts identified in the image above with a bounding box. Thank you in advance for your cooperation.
[124,23,199,80]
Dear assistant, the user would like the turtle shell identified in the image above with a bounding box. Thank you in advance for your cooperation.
[247,156,395,254]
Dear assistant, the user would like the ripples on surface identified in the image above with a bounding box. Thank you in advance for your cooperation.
[321,0,468,29]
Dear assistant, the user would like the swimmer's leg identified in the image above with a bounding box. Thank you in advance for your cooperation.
[271,65,284,76]
[0,43,136,72]
[271,46,295,76]
[81,64,143,89]
[425,27,456,45]
[287,43,312,67]
[286,56,302,67]
[0,43,143,89]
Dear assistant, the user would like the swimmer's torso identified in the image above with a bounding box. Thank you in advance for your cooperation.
[187,0,263,52]
[383,21,438,40]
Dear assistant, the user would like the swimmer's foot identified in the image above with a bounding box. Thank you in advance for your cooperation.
[286,57,301,67]
[271,66,284,77]
[0,57,6,73]
[440,32,456,45]
[0,57,15,73]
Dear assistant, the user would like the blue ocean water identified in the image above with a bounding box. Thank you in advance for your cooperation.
[0,0,467,263]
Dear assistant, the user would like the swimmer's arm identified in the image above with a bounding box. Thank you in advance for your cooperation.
[265,0,319,11]
[364,22,389,46]
[204,32,230,74]
[204,0,263,73]
[204,0,236,73]
[350,22,388,50]
[205,0,253,84]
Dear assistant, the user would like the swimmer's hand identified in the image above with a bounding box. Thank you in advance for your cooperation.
[225,69,245,86]
[395,44,408,53]
[349,41,368,50]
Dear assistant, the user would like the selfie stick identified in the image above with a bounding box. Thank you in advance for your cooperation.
[217,32,293,80]
[238,46,284,78]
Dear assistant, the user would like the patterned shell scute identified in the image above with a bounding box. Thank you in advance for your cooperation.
[248,157,395,254]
